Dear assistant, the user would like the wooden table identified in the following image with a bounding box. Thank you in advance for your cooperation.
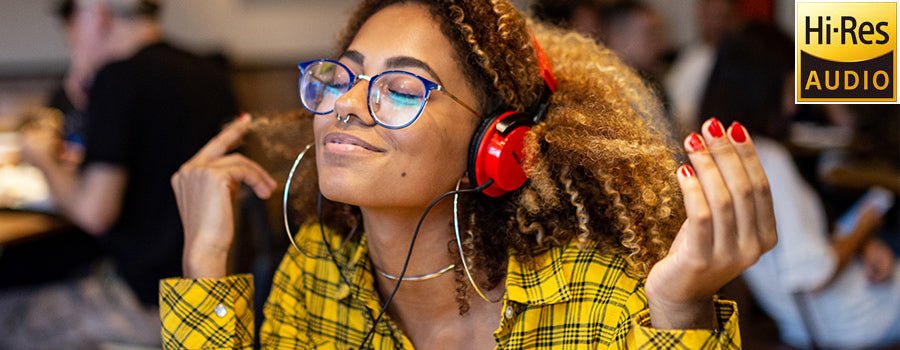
[821,164,900,193]
[0,210,71,246]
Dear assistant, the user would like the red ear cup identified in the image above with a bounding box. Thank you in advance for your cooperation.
[468,111,531,197]
[465,33,556,197]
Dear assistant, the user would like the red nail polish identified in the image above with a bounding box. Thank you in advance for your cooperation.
[688,132,705,151]
[680,165,694,177]
[730,122,747,143]
[707,118,724,138]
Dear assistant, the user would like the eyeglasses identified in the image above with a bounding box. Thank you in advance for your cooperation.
[297,59,479,129]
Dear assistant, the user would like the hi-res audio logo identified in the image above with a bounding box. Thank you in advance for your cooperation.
[797,0,898,103]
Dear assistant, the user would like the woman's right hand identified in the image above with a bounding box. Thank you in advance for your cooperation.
[172,114,278,278]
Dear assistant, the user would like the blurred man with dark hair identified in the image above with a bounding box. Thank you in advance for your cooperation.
[2,0,237,347]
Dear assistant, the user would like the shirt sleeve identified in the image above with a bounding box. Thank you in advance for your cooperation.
[615,290,741,349]
[159,274,255,349]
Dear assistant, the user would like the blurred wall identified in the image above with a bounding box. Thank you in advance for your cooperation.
[0,0,795,115]
[0,0,794,78]
[0,0,359,77]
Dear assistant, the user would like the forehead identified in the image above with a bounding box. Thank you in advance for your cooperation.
[347,3,458,70]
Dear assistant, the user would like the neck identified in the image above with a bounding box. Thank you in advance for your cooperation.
[361,201,465,318]
[104,20,162,61]
[359,201,506,345]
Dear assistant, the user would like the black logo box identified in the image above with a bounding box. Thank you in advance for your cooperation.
[799,50,894,99]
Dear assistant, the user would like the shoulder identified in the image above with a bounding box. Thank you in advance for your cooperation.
[557,241,644,298]
[507,239,643,308]
[92,59,137,91]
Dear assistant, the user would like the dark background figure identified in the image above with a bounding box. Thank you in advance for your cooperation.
[597,1,669,82]
[698,22,792,141]
[532,0,672,118]
[532,0,606,40]
[2,0,238,347]
[666,0,740,134]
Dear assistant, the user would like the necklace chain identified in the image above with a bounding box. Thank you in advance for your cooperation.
[375,264,456,282]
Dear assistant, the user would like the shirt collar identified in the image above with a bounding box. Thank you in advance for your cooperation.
[330,228,574,307]
[504,244,572,306]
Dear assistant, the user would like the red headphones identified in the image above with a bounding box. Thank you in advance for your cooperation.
[467,36,558,197]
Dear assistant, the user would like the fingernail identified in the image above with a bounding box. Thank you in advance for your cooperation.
[707,117,724,138]
[730,122,747,143]
[687,132,705,152]
[239,113,251,121]
[679,165,694,177]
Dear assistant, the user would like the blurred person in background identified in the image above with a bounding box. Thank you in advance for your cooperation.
[532,0,670,95]
[699,23,900,349]
[666,0,739,134]
[597,1,669,83]
[1,0,238,347]
[531,0,606,41]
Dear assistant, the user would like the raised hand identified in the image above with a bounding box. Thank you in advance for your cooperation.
[645,118,777,329]
[171,114,278,278]
[862,238,895,283]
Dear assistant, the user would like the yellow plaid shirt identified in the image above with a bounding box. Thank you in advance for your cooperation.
[160,224,741,349]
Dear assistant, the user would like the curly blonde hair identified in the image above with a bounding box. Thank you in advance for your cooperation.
[254,0,684,313]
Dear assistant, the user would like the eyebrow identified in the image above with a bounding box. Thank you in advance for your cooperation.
[340,50,444,85]
[385,56,444,85]
[341,50,365,66]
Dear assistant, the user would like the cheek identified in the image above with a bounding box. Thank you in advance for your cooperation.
[393,114,475,182]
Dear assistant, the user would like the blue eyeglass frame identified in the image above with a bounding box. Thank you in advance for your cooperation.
[298,59,447,130]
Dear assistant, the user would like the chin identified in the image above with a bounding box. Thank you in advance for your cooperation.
[317,168,372,206]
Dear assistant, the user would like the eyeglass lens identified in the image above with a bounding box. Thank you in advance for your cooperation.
[299,61,429,128]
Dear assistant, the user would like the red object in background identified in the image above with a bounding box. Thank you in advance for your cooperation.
[738,0,773,23]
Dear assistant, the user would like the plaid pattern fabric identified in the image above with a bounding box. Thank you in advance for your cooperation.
[160,224,740,349]
[160,274,254,349]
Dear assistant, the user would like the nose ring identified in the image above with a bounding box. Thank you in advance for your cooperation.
[336,114,351,124]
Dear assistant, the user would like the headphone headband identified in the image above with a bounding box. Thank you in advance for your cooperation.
[466,30,558,197]
[529,31,557,94]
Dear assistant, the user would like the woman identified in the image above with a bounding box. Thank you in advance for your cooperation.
[160,0,775,348]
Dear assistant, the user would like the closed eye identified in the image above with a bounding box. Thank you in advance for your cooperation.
[325,84,350,96]
[387,90,423,107]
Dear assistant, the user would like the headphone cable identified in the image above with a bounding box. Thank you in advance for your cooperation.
[324,179,494,348]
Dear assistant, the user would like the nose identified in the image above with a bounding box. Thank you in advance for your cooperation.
[333,77,376,127]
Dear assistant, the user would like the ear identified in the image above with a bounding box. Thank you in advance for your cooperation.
[459,174,473,187]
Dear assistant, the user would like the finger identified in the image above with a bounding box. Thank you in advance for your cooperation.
[725,122,777,252]
[213,153,278,190]
[210,155,277,198]
[170,172,187,225]
[700,118,760,264]
[675,164,714,263]
[684,131,736,256]
[190,113,252,164]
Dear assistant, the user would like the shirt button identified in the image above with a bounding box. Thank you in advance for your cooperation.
[504,305,515,319]
[214,304,228,318]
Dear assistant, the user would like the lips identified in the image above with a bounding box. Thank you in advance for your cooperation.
[323,133,385,152]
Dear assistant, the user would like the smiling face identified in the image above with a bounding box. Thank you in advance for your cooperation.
[313,3,482,211]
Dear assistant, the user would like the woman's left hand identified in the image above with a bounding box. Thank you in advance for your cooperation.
[644,118,777,330]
